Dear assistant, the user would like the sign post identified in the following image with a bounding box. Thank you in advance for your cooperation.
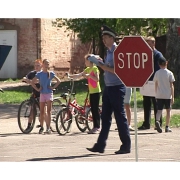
[114,36,154,161]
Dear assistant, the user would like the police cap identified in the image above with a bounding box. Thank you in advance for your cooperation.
[101,25,117,38]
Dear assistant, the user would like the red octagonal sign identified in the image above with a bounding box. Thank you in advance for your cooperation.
[114,36,154,87]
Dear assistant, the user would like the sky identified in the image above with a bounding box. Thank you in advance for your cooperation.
[0,0,179,18]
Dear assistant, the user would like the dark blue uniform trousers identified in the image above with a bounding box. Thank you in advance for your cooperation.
[95,85,131,151]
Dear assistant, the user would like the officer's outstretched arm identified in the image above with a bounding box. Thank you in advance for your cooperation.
[98,64,114,74]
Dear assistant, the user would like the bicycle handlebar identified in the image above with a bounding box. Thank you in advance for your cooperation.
[65,72,71,79]
[65,72,74,93]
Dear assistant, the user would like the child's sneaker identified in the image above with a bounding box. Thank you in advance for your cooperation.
[24,125,31,133]
[129,125,135,131]
[155,121,162,133]
[44,129,51,134]
[87,128,100,134]
[39,127,44,134]
[165,127,172,132]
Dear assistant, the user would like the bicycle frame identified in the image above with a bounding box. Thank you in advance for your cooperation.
[65,79,90,117]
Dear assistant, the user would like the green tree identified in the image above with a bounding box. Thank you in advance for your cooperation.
[166,18,180,97]
[53,18,168,58]
[53,18,168,41]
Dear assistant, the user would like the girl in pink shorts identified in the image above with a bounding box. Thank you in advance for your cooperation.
[31,59,61,134]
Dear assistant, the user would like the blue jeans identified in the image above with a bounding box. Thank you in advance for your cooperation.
[96,85,131,151]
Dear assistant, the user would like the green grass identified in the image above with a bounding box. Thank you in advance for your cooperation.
[0,90,30,104]
[137,114,180,128]
[0,78,20,82]
[168,114,180,127]
[131,88,143,108]
[1,77,180,109]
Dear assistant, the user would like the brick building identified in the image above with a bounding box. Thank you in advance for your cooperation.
[0,18,93,79]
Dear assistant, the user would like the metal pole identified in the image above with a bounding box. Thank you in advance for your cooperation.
[133,87,138,162]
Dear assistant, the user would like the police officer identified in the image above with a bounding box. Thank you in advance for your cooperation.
[86,25,131,154]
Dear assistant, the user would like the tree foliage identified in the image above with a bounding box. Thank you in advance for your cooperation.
[53,18,168,43]
[166,18,180,97]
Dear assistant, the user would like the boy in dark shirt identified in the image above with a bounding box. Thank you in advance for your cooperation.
[22,59,42,98]
[22,59,42,131]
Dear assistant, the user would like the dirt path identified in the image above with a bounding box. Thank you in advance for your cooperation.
[0,81,27,89]
[0,103,180,163]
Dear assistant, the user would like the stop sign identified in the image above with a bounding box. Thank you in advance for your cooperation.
[114,36,154,87]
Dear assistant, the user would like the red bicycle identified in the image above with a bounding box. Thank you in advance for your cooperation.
[55,76,101,135]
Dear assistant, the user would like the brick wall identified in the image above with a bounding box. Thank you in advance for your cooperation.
[40,18,92,78]
[0,18,94,79]
[0,18,38,77]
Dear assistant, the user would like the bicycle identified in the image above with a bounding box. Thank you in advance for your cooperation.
[17,89,63,134]
[55,75,101,135]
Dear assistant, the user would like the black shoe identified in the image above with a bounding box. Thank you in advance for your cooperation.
[115,149,131,154]
[86,146,104,153]
[154,124,162,131]
[138,125,150,130]
[39,127,44,134]
[154,125,162,130]
[24,126,31,133]
[155,121,162,133]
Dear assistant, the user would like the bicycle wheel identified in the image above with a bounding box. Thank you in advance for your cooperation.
[85,107,101,131]
[56,107,72,135]
[85,107,93,131]
[75,110,87,132]
[17,99,36,134]
[51,98,63,132]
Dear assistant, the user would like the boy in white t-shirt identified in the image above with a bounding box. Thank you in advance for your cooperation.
[153,56,175,133]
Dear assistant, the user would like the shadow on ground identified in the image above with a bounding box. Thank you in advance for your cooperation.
[0,104,19,119]
[26,153,116,161]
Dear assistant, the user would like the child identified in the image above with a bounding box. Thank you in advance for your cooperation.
[68,54,101,134]
[153,56,175,133]
[124,87,134,131]
[22,59,42,132]
[31,59,61,134]
[115,87,134,131]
